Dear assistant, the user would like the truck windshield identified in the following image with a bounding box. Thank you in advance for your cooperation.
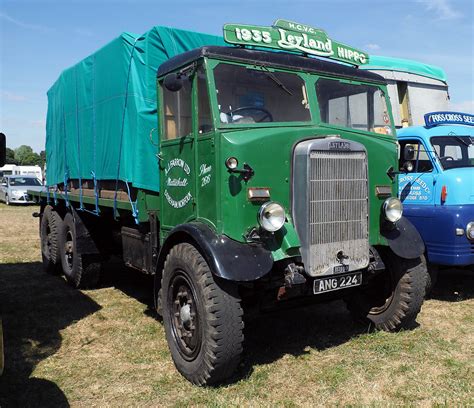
[213,63,311,125]
[316,78,392,135]
[9,177,41,186]
[430,136,474,169]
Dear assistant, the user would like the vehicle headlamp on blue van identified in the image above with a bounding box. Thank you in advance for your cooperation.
[397,111,474,273]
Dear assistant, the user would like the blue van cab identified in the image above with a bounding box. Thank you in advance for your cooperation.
[397,112,474,271]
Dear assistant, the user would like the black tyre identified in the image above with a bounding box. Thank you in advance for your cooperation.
[59,212,101,288]
[425,263,439,296]
[345,248,426,331]
[40,205,63,274]
[161,243,244,385]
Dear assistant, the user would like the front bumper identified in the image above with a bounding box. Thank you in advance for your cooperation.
[404,204,474,266]
[8,193,36,204]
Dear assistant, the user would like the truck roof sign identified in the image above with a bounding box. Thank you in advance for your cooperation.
[223,19,369,66]
[424,111,474,128]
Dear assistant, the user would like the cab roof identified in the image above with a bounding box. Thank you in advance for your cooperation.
[157,46,387,84]
[398,125,474,140]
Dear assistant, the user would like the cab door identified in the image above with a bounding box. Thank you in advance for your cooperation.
[159,71,196,234]
[398,138,436,205]
[194,63,218,230]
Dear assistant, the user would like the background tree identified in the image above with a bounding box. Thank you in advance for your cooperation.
[40,150,46,168]
[14,145,41,166]
[5,148,18,165]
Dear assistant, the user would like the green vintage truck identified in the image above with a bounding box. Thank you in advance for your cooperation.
[29,21,427,385]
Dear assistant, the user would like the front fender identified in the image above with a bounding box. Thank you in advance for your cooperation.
[381,216,425,259]
[157,222,273,282]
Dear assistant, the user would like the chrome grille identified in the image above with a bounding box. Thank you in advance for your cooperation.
[292,139,370,277]
[310,151,368,245]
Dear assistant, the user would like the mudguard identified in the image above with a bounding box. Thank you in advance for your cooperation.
[156,222,274,282]
[381,216,425,259]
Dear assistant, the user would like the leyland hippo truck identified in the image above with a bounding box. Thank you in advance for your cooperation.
[29,20,427,385]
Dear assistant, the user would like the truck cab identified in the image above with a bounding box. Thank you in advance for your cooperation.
[398,112,474,270]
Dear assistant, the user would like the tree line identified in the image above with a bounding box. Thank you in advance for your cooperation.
[5,145,46,168]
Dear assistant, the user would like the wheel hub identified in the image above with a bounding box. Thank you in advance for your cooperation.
[169,276,201,360]
[179,303,192,327]
[65,230,74,269]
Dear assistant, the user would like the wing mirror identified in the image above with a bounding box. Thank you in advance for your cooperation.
[163,73,183,92]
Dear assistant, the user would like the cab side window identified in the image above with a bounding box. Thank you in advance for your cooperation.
[162,75,192,140]
[399,140,433,173]
[197,66,213,135]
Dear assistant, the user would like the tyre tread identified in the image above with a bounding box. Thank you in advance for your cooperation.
[162,243,244,385]
[346,251,426,332]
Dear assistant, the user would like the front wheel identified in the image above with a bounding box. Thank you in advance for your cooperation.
[345,248,427,331]
[161,243,244,385]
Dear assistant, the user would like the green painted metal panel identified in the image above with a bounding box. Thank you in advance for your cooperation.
[223,21,369,66]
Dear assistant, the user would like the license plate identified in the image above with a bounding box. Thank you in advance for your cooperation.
[313,272,362,294]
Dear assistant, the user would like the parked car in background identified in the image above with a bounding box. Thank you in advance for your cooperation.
[0,175,43,205]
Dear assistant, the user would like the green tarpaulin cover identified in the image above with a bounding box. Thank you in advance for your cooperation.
[46,26,225,192]
[361,55,447,82]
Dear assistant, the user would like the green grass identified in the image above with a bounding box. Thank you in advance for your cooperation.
[0,203,473,406]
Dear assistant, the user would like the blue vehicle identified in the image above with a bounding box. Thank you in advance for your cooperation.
[397,112,474,284]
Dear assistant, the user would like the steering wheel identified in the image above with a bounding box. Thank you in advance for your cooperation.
[227,106,273,123]
[439,156,455,167]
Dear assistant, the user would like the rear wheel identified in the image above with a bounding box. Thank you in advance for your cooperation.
[161,243,244,385]
[346,248,426,331]
[59,212,101,288]
[40,205,62,274]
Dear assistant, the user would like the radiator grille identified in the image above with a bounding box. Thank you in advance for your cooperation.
[309,151,368,246]
[293,148,370,276]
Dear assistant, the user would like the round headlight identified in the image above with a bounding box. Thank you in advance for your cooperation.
[225,157,238,170]
[383,197,403,223]
[466,222,474,241]
[258,202,285,232]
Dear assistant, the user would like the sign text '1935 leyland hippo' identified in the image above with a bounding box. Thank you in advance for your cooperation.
[26,20,427,385]
[398,112,474,290]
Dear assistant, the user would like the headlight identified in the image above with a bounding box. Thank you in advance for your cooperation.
[467,222,474,241]
[258,201,285,232]
[383,197,403,223]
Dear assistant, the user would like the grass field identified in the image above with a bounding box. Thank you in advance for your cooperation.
[0,203,473,407]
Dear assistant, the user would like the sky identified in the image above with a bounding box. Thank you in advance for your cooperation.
[0,0,473,152]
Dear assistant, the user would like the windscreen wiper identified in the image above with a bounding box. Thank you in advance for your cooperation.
[255,64,293,96]
[448,132,472,147]
[455,135,472,147]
